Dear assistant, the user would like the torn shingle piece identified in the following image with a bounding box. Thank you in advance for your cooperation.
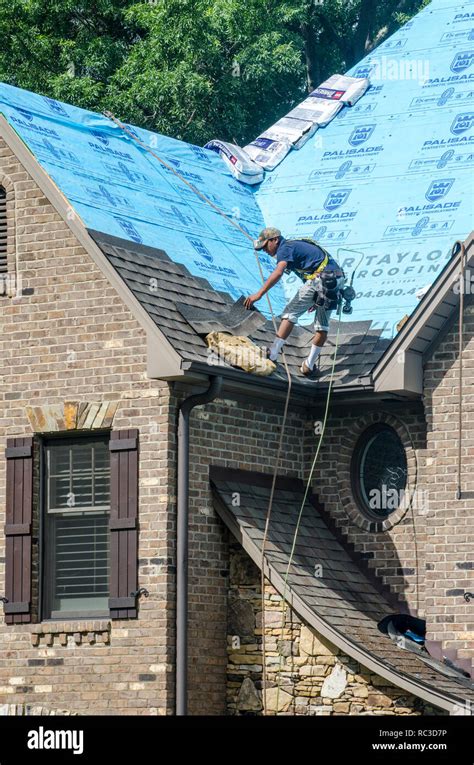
[176,297,267,337]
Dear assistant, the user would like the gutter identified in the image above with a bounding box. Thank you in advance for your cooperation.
[176,375,223,716]
[182,360,375,398]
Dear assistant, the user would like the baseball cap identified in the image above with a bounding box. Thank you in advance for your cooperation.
[254,227,281,250]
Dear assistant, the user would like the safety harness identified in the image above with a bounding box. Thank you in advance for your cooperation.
[286,237,331,281]
[286,237,345,311]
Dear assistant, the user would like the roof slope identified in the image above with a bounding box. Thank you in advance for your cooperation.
[0,81,287,317]
[255,0,473,332]
[1,0,472,338]
[211,468,474,713]
[91,230,390,390]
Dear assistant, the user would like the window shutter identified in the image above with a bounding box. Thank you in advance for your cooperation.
[0,188,7,274]
[108,429,138,619]
[4,437,34,624]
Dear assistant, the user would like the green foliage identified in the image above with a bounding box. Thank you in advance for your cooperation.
[0,0,428,145]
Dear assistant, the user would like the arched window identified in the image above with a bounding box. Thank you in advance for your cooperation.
[0,186,7,273]
[350,424,408,521]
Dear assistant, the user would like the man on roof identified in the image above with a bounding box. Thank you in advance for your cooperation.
[244,227,345,377]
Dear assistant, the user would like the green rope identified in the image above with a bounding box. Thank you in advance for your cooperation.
[273,300,343,713]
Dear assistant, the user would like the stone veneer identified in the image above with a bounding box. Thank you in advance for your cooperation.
[226,544,445,716]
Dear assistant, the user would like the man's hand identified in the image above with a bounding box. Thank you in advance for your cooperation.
[244,293,261,309]
[244,261,287,310]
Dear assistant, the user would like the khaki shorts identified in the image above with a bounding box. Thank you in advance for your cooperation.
[281,274,345,332]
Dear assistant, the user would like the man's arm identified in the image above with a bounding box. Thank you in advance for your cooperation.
[244,261,287,309]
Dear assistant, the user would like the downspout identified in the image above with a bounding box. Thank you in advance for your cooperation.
[176,375,223,716]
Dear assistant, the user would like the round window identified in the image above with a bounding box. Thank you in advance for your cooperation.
[351,424,408,520]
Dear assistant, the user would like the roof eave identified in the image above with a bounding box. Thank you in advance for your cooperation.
[213,490,469,714]
[373,231,474,396]
[175,359,377,401]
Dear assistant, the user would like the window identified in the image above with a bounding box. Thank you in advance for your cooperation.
[42,435,110,619]
[350,424,407,521]
[0,186,7,274]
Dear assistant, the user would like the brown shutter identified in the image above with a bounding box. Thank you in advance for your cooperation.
[4,437,34,624]
[109,429,139,619]
[0,187,7,275]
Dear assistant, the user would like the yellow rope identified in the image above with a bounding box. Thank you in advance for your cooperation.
[274,301,343,713]
[102,110,293,715]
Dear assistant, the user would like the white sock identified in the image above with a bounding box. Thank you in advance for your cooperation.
[306,344,321,370]
[269,337,285,361]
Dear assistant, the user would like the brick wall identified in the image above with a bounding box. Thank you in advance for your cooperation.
[301,406,428,616]
[181,395,305,714]
[0,138,175,715]
[422,304,474,659]
[183,383,472,710]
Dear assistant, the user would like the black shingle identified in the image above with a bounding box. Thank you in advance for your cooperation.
[90,229,390,389]
[211,468,474,703]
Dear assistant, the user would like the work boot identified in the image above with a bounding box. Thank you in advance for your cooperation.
[300,361,319,379]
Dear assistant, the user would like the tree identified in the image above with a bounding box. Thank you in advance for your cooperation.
[0,0,429,145]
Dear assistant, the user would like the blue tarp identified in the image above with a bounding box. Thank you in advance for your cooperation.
[0,0,472,333]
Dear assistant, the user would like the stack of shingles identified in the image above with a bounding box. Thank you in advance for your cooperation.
[205,74,370,183]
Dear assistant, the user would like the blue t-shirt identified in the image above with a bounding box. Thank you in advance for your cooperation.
[275,237,339,278]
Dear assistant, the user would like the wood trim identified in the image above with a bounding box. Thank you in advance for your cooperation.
[5,445,32,459]
[109,517,137,531]
[108,597,135,609]
[209,465,302,492]
[4,601,29,614]
[4,523,31,536]
[109,437,137,452]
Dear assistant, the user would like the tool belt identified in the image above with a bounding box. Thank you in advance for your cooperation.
[313,268,345,311]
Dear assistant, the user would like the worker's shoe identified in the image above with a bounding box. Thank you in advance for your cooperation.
[300,361,319,379]
[265,346,278,362]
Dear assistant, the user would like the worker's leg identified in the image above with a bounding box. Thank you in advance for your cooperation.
[276,318,295,340]
[303,274,345,372]
[268,282,316,361]
[304,319,329,371]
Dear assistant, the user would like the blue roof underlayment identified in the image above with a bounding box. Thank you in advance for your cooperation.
[0,87,273,311]
[0,0,472,334]
[255,0,474,332]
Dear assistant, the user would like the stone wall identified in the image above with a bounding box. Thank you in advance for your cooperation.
[226,545,445,716]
